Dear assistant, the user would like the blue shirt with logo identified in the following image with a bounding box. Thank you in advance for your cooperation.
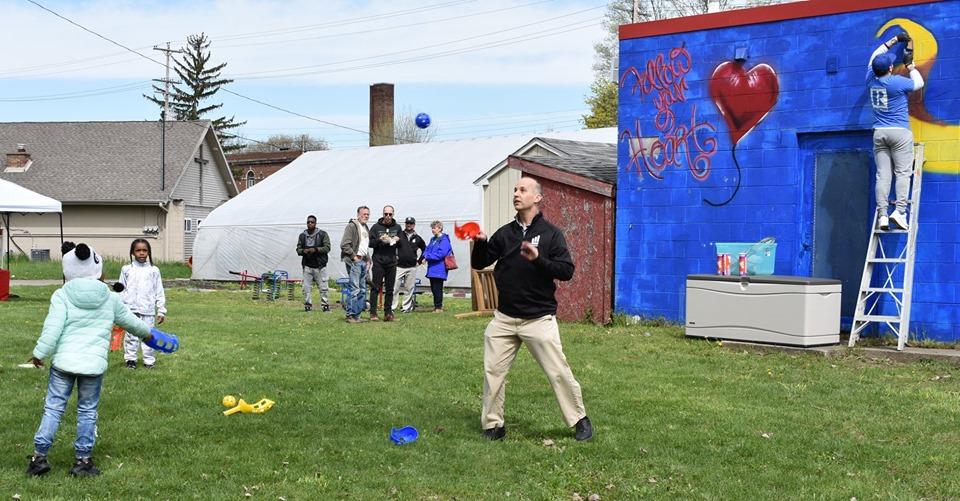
[866,70,914,129]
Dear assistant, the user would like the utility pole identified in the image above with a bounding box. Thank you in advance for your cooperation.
[153,43,183,120]
[153,43,183,192]
[633,0,639,23]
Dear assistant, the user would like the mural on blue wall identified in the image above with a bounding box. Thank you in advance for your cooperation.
[619,45,719,184]
[707,61,780,206]
[882,18,959,176]
[615,1,960,340]
[618,44,783,207]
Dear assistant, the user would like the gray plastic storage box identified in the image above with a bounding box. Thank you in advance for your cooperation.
[685,274,841,346]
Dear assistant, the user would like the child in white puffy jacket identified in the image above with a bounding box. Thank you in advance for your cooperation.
[119,239,167,369]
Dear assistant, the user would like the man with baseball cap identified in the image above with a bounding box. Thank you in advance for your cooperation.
[393,216,426,313]
[867,30,924,231]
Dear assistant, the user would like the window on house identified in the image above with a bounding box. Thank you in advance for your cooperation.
[246,171,256,189]
[184,218,193,233]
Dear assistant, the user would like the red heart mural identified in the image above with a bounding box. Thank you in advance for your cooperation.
[709,62,779,145]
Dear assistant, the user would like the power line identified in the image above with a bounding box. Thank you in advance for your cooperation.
[219,89,373,137]
[442,108,588,124]
[232,21,599,81]
[0,1,476,78]
[214,0,476,42]
[0,81,149,102]
[238,109,589,135]
[215,0,555,50]
[22,0,595,146]
[0,50,148,79]
[229,6,604,79]
[21,0,384,141]
[25,0,166,68]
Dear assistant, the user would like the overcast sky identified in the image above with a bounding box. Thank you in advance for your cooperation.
[0,0,609,149]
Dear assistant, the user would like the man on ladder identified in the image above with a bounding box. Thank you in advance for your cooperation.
[867,31,923,230]
[851,30,926,350]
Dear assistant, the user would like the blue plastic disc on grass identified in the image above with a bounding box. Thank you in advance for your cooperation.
[390,426,419,445]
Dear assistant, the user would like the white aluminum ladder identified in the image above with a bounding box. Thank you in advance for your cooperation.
[849,143,924,351]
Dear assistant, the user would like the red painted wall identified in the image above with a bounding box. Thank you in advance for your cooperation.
[525,173,615,324]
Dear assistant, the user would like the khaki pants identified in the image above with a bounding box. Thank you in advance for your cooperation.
[393,266,418,313]
[481,310,586,429]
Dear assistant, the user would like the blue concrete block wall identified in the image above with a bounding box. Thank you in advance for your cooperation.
[617,1,960,340]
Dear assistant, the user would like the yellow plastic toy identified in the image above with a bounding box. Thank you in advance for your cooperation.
[223,398,275,416]
[222,395,237,407]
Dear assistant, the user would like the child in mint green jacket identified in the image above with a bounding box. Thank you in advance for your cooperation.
[26,243,153,478]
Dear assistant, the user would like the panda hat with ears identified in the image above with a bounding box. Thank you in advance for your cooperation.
[61,241,103,282]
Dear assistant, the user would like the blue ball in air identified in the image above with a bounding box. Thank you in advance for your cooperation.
[415,113,431,129]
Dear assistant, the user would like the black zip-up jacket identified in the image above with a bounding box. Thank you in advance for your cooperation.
[296,229,331,269]
[396,230,426,268]
[471,212,574,318]
[369,217,401,265]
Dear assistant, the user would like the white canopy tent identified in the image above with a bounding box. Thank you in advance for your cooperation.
[0,178,63,269]
[193,129,615,288]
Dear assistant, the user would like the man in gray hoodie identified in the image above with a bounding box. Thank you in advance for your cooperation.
[339,206,371,323]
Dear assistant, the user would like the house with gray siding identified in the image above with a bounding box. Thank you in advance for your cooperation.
[0,121,237,262]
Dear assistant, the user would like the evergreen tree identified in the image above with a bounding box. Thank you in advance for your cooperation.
[145,33,245,151]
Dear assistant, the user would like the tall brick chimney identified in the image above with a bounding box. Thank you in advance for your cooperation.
[369,83,394,147]
[5,144,31,170]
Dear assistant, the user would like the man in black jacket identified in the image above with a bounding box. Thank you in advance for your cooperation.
[368,205,401,321]
[296,215,331,312]
[393,217,426,313]
[471,177,592,442]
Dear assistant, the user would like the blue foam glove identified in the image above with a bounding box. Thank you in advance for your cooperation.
[146,328,180,353]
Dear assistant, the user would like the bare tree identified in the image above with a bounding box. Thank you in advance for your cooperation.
[592,0,747,80]
[240,133,329,153]
[392,108,436,144]
[583,0,797,128]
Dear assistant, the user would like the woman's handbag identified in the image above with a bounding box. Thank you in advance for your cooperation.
[444,250,458,271]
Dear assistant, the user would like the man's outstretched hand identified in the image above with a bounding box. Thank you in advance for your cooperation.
[520,241,539,261]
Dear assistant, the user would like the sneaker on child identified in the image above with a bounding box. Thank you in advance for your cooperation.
[69,457,100,477]
[26,454,51,476]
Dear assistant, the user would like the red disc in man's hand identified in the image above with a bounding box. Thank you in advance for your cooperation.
[454,221,481,240]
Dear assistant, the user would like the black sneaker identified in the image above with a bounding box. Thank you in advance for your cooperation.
[304,303,312,312]
[125,360,137,369]
[574,416,593,441]
[483,426,506,441]
[26,454,51,476]
[321,304,330,312]
[69,457,100,477]
[143,364,155,369]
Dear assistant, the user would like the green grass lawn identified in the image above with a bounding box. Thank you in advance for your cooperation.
[2,285,959,499]
[3,255,192,280]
